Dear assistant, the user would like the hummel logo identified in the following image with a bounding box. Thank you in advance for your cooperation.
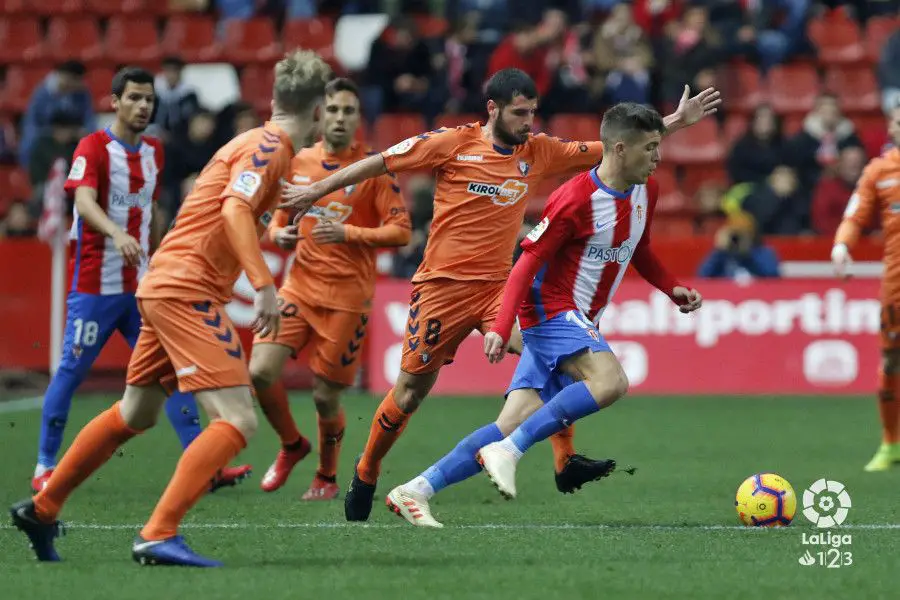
[457,154,483,162]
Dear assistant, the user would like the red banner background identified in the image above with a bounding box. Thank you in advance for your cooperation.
[0,239,883,395]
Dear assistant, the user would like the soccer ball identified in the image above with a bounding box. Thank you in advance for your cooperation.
[734,473,796,527]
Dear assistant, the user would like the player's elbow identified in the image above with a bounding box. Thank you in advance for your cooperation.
[394,227,412,247]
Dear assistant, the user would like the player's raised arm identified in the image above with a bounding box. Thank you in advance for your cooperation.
[661,85,721,136]
[280,152,388,211]
[832,161,881,277]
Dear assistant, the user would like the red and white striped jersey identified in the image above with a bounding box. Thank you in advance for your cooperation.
[518,168,658,329]
[64,129,163,295]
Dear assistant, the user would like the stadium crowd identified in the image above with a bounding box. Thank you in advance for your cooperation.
[0,0,898,278]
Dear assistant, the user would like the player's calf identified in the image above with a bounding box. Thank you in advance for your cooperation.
[197,387,258,441]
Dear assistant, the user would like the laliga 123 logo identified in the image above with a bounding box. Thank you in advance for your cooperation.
[798,479,853,569]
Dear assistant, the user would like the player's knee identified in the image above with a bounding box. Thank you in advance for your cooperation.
[882,351,900,374]
[312,388,342,418]
[228,406,259,441]
[583,368,629,407]
[249,360,278,391]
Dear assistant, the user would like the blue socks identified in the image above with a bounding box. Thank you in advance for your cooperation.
[37,365,83,469]
[509,382,598,454]
[164,392,203,449]
[422,423,503,493]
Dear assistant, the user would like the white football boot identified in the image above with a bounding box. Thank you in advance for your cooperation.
[386,485,444,528]
[476,442,520,499]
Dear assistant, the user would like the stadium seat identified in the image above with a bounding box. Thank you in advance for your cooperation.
[85,67,114,112]
[372,114,426,151]
[221,18,282,65]
[84,0,158,15]
[45,17,103,64]
[766,64,820,114]
[161,16,222,63]
[413,14,449,38]
[825,68,880,113]
[239,65,274,115]
[334,14,390,72]
[547,114,601,141]
[653,165,689,213]
[105,17,161,65]
[853,113,890,158]
[807,14,865,65]
[681,165,728,197]
[782,113,804,137]
[0,166,32,203]
[865,16,900,64]
[0,66,51,114]
[434,113,482,129]
[0,17,45,63]
[283,18,335,61]
[722,114,748,146]
[4,0,83,14]
[719,61,765,114]
[660,119,724,165]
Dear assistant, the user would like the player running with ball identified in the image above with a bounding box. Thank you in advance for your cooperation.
[280,69,719,522]
[388,103,703,525]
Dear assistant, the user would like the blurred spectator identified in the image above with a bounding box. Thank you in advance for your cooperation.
[788,93,863,188]
[658,5,723,105]
[214,101,260,145]
[446,0,535,45]
[692,181,727,234]
[726,104,785,184]
[364,18,440,123]
[745,0,811,71]
[487,23,553,98]
[0,120,17,165]
[589,3,654,105]
[741,165,811,235]
[811,145,866,235]
[541,9,593,113]
[879,28,900,115]
[698,212,780,279]
[391,174,433,278]
[28,111,81,212]
[434,15,481,114]
[0,203,37,239]
[163,110,219,222]
[19,61,96,169]
[632,0,684,39]
[286,0,317,18]
[153,57,201,142]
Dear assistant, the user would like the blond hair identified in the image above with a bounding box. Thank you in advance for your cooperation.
[273,49,332,115]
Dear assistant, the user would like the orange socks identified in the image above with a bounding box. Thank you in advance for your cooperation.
[141,421,246,541]
[256,380,302,447]
[357,389,411,484]
[34,401,139,523]
[550,425,576,472]
[316,408,346,480]
[878,369,900,444]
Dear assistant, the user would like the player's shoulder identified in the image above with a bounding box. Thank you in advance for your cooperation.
[548,171,595,210]
[75,130,108,152]
[141,134,164,151]
[866,146,900,172]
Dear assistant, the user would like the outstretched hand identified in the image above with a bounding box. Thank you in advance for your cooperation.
[674,85,721,126]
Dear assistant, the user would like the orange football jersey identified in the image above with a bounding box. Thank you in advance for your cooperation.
[381,123,603,282]
[839,148,900,299]
[277,141,410,311]
[139,122,294,303]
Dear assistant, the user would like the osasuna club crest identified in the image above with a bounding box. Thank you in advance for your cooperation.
[518,160,530,176]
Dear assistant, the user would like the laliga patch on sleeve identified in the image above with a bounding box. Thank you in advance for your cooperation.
[68,156,87,181]
[232,171,262,197]
[527,217,549,242]
[385,137,418,156]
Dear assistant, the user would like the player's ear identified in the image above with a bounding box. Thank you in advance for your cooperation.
[486,99,498,119]
[110,95,120,112]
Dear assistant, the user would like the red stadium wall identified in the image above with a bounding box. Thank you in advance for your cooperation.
[0,238,883,395]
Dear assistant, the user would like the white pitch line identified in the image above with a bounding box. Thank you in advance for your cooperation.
[0,396,43,414]
[1,522,898,532]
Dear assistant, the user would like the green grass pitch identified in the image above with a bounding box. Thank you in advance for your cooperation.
[1,393,898,599]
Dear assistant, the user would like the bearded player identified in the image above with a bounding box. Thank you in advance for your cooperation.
[10,50,332,567]
[249,77,411,500]
[386,103,702,525]
[832,105,900,472]
[32,66,248,494]
[280,68,720,521]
